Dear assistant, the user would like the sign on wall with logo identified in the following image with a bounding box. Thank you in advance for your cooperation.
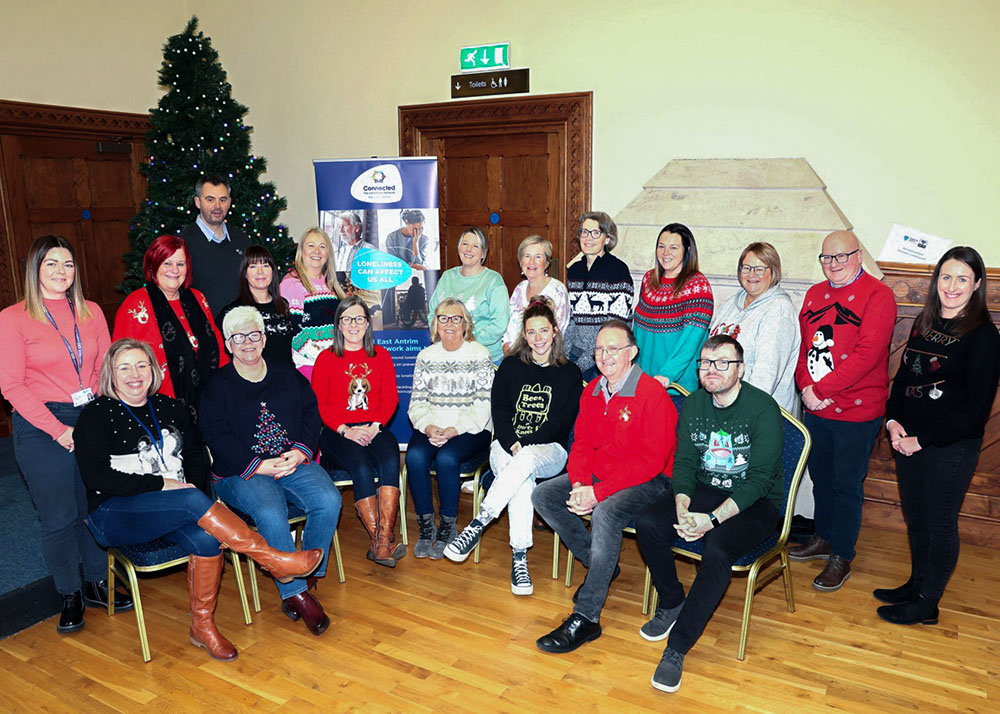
[313,157,440,443]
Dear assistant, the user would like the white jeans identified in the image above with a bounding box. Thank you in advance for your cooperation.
[483,440,568,550]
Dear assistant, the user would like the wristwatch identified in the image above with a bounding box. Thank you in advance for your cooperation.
[709,512,720,528]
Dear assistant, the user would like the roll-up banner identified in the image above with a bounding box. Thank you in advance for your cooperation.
[313,157,440,444]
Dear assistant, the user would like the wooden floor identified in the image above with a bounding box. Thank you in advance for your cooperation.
[1,496,998,713]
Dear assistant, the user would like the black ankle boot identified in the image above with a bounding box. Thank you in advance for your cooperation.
[57,591,85,633]
[873,579,919,605]
[84,580,135,612]
[876,595,939,626]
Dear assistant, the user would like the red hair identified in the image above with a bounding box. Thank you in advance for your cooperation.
[143,235,193,288]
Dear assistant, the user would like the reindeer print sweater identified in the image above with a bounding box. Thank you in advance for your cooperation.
[312,345,399,430]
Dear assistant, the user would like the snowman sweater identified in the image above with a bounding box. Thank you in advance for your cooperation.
[795,271,895,422]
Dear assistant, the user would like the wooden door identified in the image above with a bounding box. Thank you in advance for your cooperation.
[400,92,591,292]
[1,133,145,324]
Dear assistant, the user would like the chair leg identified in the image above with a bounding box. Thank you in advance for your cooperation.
[551,532,560,579]
[230,551,252,625]
[115,554,151,663]
[781,548,795,612]
[399,464,408,546]
[106,551,115,616]
[247,555,261,614]
[642,566,652,615]
[738,561,762,661]
[472,469,483,564]
[650,584,659,614]
[565,549,575,587]
[333,530,346,583]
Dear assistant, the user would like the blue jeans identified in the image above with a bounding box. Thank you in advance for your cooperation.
[532,473,668,623]
[320,426,400,500]
[87,488,221,556]
[804,412,882,561]
[214,462,342,599]
[12,403,106,594]
[895,438,981,600]
[405,429,491,518]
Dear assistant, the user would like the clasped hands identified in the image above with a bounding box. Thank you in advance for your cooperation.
[801,385,834,412]
[674,496,713,542]
[256,449,308,478]
[887,420,922,457]
[425,424,459,447]
[343,422,380,446]
[566,482,598,516]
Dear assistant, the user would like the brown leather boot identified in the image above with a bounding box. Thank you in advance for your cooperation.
[187,555,238,661]
[196,502,323,583]
[355,495,380,560]
[374,486,406,565]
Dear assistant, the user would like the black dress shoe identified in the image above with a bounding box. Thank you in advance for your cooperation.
[536,613,602,653]
[876,596,939,626]
[572,564,621,604]
[84,580,134,612]
[57,591,85,633]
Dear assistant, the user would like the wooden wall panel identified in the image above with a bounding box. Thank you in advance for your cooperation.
[865,261,1000,547]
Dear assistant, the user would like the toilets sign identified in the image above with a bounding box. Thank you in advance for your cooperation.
[460,42,510,72]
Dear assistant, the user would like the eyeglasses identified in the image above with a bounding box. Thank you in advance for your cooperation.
[229,331,263,344]
[697,358,743,371]
[594,344,630,358]
[339,315,368,326]
[818,249,860,265]
[739,265,770,276]
[579,228,604,239]
[436,314,465,325]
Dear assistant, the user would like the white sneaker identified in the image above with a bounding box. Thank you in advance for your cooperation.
[460,480,474,494]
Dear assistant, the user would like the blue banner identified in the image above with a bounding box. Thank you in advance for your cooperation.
[313,157,440,444]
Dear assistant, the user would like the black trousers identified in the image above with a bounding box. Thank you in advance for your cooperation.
[636,483,778,654]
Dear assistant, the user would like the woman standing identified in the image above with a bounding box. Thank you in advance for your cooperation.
[633,223,714,392]
[114,235,227,408]
[407,298,495,560]
[218,245,296,368]
[444,299,582,596]
[502,236,570,354]
[0,235,130,633]
[76,338,322,660]
[280,227,346,379]
[876,246,1000,625]
[312,297,405,567]
[709,242,800,411]
[564,212,634,381]
[429,227,510,363]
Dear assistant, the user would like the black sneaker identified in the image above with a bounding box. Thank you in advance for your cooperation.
[57,591,85,633]
[443,519,485,562]
[84,579,134,612]
[651,647,685,693]
[640,601,684,641]
[511,552,533,595]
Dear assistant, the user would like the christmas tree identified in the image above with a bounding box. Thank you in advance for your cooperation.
[121,16,294,293]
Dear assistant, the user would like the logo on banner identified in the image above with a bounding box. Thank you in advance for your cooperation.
[350,164,403,203]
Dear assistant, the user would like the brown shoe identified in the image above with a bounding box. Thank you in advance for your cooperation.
[813,555,852,591]
[281,591,330,636]
[355,495,379,560]
[373,486,406,565]
[788,535,831,562]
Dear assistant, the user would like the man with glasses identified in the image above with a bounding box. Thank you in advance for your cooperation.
[789,230,895,592]
[636,334,784,693]
[532,318,678,654]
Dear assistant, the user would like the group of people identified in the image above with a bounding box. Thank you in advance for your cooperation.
[1,172,996,695]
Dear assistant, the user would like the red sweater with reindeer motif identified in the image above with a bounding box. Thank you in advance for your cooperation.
[311,345,398,430]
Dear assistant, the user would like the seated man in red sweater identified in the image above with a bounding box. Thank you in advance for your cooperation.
[532,318,678,653]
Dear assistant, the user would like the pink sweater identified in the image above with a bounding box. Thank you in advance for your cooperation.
[0,298,110,438]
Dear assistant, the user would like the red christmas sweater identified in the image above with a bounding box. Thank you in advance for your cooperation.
[795,271,895,422]
[568,366,678,501]
[112,287,228,399]
[311,345,398,430]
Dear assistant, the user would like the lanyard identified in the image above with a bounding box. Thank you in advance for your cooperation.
[120,400,166,469]
[42,298,84,387]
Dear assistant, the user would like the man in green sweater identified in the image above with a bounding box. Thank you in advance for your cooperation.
[636,334,784,693]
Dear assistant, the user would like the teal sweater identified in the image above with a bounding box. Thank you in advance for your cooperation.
[672,382,784,511]
[429,266,510,362]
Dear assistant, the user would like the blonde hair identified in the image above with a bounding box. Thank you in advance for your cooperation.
[99,338,163,400]
[222,305,265,340]
[431,297,476,344]
[294,228,345,298]
[738,242,782,285]
[23,235,92,322]
[517,235,553,268]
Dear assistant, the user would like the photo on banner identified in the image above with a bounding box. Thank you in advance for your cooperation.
[313,157,439,443]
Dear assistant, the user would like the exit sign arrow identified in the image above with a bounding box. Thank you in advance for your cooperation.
[460,42,510,72]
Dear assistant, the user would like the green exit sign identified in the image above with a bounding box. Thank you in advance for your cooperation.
[460,42,510,72]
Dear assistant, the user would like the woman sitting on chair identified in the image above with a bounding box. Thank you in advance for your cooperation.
[444,298,583,596]
[312,297,405,568]
[199,306,342,637]
[75,338,323,662]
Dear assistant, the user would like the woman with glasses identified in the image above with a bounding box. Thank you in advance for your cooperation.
[218,245,296,368]
[564,212,635,382]
[312,297,405,568]
[444,298,582,595]
[199,306,342,637]
[633,223,714,392]
[708,242,800,411]
[407,298,495,559]
[429,227,510,363]
[875,247,1000,626]
[502,235,570,355]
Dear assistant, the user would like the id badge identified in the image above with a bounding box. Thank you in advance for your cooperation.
[71,388,94,406]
